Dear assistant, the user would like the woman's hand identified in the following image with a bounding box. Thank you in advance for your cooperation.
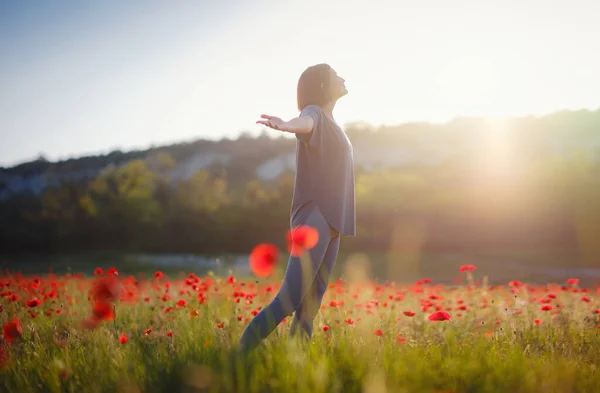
[256,115,288,132]
[256,114,314,134]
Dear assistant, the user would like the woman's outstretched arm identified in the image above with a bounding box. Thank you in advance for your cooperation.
[256,114,314,134]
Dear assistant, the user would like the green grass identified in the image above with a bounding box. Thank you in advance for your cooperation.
[1,268,600,393]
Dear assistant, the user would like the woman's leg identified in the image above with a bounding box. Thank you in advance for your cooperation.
[289,233,340,340]
[237,208,334,353]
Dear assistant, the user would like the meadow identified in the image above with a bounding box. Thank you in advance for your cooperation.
[2,253,600,393]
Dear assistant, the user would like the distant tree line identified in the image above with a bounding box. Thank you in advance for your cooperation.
[1,147,600,266]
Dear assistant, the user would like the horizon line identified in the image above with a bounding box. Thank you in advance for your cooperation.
[2,105,599,169]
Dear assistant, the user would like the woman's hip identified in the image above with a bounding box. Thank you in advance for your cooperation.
[291,202,339,240]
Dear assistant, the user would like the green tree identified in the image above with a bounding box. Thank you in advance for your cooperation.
[88,159,162,250]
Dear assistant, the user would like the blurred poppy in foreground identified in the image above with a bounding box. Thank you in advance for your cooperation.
[287,225,319,257]
[249,243,280,277]
[2,318,22,344]
[92,300,115,321]
[89,276,120,302]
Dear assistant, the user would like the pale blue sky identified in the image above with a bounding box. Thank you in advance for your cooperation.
[1,0,599,167]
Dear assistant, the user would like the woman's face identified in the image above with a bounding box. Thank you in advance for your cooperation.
[328,67,347,100]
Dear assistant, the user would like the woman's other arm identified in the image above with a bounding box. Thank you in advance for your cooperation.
[256,114,314,134]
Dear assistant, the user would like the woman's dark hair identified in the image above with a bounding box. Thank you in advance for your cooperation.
[297,63,333,111]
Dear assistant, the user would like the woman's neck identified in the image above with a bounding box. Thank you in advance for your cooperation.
[321,101,336,118]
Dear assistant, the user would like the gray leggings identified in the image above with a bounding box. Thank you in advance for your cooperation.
[238,206,341,353]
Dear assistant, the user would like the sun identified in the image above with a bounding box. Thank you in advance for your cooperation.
[473,116,523,194]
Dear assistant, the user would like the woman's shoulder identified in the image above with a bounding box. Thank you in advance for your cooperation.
[300,104,323,115]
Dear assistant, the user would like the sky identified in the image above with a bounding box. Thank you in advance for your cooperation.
[1,0,600,167]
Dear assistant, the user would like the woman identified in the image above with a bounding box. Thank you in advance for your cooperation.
[237,63,356,353]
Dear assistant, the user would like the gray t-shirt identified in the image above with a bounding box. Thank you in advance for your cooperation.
[290,104,356,237]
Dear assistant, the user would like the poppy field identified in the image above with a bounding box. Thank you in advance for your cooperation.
[2,234,600,393]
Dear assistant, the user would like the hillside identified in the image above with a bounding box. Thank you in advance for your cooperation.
[2,108,600,200]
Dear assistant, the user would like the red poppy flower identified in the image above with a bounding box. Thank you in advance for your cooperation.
[287,225,319,257]
[567,278,579,285]
[509,280,522,288]
[45,289,58,299]
[119,333,128,344]
[93,268,104,276]
[459,265,477,273]
[2,318,22,344]
[30,278,40,289]
[89,276,120,302]
[322,325,330,332]
[92,300,115,321]
[249,243,280,277]
[26,298,41,308]
[428,311,451,321]
[403,310,416,317]
[373,329,383,336]
[176,299,187,308]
